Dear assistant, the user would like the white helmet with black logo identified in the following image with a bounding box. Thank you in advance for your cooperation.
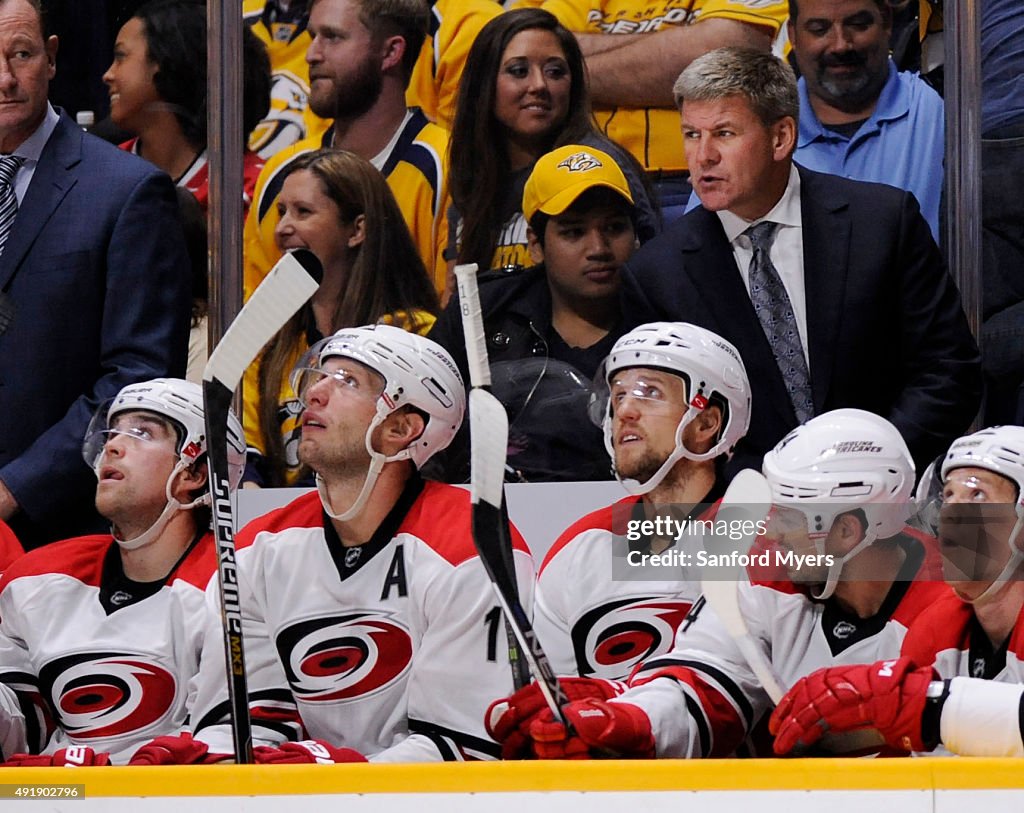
[762,408,915,598]
[293,324,465,520]
[595,321,751,494]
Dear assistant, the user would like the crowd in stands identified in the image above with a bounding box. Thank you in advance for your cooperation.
[0,0,1022,769]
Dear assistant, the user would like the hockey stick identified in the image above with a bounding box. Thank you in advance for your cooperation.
[455,263,562,711]
[699,469,787,703]
[202,248,322,763]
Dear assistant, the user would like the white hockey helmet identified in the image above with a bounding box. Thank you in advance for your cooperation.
[939,425,1024,601]
[762,408,915,599]
[596,321,751,494]
[83,378,245,549]
[291,324,465,520]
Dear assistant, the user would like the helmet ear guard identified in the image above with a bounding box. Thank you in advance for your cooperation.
[761,408,915,599]
[596,322,751,495]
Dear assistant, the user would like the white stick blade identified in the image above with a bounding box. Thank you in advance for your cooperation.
[469,388,508,509]
[204,251,321,389]
[454,263,490,388]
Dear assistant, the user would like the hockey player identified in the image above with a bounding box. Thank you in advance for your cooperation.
[490,409,949,758]
[485,321,749,756]
[0,379,245,765]
[533,321,750,679]
[771,426,1024,758]
[177,325,533,764]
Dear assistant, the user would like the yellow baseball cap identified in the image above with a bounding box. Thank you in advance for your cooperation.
[522,144,635,224]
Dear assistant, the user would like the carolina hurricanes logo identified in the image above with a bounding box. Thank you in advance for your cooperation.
[38,653,176,740]
[276,612,413,702]
[572,598,692,679]
[556,151,603,173]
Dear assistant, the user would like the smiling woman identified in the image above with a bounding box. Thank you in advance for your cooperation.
[447,9,658,273]
[242,149,440,489]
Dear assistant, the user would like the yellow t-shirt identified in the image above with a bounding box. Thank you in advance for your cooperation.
[539,0,789,171]
[243,109,451,302]
[407,0,504,130]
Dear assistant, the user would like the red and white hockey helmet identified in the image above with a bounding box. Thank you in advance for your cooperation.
[83,378,245,549]
[762,408,915,598]
[291,324,465,520]
[596,321,751,494]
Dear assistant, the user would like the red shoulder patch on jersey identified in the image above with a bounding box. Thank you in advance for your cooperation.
[399,481,528,567]
[899,590,973,667]
[236,490,324,547]
[539,496,641,575]
[0,535,112,593]
[169,531,222,589]
[901,525,945,581]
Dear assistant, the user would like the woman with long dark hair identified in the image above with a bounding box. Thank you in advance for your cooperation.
[243,149,440,487]
[448,8,657,272]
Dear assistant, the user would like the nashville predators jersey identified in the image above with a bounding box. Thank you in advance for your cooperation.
[538,0,789,171]
[242,109,451,301]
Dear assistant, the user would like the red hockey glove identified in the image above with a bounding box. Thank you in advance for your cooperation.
[770,657,935,755]
[253,740,367,764]
[486,678,626,759]
[3,747,111,767]
[529,699,655,760]
[129,733,225,765]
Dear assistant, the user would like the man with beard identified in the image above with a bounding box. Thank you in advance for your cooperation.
[242,0,452,299]
[482,322,751,756]
[786,0,944,239]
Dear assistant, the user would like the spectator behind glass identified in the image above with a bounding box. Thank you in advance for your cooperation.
[243,149,441,488]
[448,8,658,274]
[174,186,208,384]
[429,144,640,482]
[102,0,271,217]
[0,0,192,549]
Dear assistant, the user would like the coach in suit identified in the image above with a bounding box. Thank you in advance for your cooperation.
[621,47,980,474]
[0,0,190,548]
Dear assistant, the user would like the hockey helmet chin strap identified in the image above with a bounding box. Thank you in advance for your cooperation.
[810,531,878,601]
[970,513,1024,606]
[315,408,414,522]
[616,403,719,496]
[112,459,208,551]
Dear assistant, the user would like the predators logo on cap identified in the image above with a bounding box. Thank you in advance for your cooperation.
[557,151,603,173]
[522,143,635,224]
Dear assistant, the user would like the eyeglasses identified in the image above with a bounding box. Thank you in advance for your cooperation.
[290,365,386,408]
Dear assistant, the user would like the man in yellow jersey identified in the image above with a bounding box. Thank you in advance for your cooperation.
[533,0,788,218]
[243,0,457,300]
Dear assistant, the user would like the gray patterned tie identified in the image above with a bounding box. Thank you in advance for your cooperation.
[745,221,814,424]
[0,154,23,257]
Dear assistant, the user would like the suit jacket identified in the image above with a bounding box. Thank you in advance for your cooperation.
[0,111,191,548]
[620,165,981,473]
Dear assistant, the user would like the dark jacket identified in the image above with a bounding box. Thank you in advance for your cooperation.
[428,266,619,482]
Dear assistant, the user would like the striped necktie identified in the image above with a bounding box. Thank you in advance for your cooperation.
[745,221,815,424]
[0,155,23,257]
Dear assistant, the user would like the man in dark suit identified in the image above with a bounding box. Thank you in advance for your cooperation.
[620,46,980,474]
[0,0,191,548]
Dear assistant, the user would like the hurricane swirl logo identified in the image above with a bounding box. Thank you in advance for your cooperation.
[572,598,692,679]
[276,612,413,702]
[38,653,177,740]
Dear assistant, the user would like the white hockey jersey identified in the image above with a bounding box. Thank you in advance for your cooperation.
[617,533,950,757]
[190,478,534,762]
[535,495,716,680]
[0,533,217,763]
